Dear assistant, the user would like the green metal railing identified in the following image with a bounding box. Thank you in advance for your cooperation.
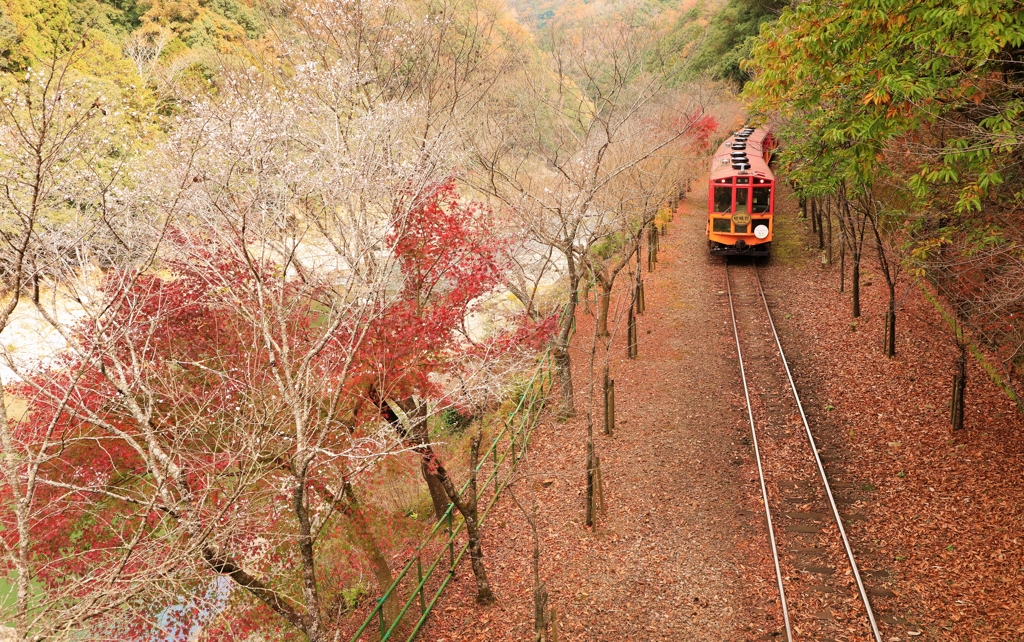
[349,351,553,642]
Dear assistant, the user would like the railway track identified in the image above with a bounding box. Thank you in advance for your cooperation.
[725,261,883,642]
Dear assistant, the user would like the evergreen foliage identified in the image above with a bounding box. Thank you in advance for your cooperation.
[686,0,786,84]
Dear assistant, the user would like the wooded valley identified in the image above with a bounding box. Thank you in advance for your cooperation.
[1,0,1022,640]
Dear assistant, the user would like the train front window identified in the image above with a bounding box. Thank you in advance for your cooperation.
[712,218,731,233]
[752,187,771,213]
[735,187,749,215]
[713,187,732,213]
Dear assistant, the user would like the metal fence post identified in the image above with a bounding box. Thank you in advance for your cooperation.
[378,599,385,641]
[417,555,426,614]
[447,510,455,572]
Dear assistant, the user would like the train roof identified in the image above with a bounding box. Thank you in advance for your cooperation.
[710,127,775,182]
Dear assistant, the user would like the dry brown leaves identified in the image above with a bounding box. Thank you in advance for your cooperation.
[763,190,1024,641]
[418,188,1024,642]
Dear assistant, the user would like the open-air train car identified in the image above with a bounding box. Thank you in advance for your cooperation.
[707,126,777,257]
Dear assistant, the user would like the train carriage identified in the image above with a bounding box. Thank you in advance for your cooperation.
[707,126,777,257]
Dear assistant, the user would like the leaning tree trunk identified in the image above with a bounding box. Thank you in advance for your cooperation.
[433,431,494,604]
[380,397,451,521]
[337,483,400,626]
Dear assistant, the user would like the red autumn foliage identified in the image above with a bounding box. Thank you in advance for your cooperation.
[0,179,539,639]
[662,111,717,151]
[352,179,507,407]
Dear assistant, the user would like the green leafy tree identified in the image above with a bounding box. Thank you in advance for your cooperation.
[744,0,1024,412]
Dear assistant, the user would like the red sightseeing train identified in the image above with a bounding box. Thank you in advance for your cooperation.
[707,126,777,257]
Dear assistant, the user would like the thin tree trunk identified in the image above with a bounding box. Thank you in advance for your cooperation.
[506,488,548,642]
[603,366,614,436]
[635,240,645,315]
[826,197,833,265]
[0,385,32,639]
[553,335,575,420]
[434,430,494,604]
[534,579,549,641]
[869,205,897,357]
[647,226,656,272]
[520,492,549,640]
[626,305,637,359]
[839,242,846,293]
[816,200,825,249]
[851,256,861,318]
[602,380,610,436]
[584,439,595,528]
[848,197,866,319]
[952,342,967,431]
[885,294,896,357]
[596,278,611,337]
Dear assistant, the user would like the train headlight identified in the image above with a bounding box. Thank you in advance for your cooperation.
[754,225,769,239]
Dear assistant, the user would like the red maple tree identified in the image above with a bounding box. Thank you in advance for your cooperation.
[0,178,536,640]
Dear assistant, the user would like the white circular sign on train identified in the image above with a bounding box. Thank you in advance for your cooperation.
[754,225,769,239]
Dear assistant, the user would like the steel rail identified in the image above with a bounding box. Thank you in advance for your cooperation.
[725,262,793,642]
[752,265,883,642]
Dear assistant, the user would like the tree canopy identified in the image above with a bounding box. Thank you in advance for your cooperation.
[744,0,1024,402]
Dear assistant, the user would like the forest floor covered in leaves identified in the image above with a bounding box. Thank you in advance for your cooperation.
[420,195,781,641]
[420,189,1024,641]
[761,190,1024,641]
